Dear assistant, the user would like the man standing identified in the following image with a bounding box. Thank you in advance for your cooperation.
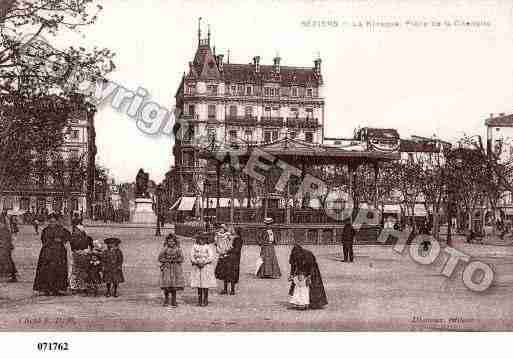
[0,216,18,283]
[33,213,71,296]
[342,219,356,262]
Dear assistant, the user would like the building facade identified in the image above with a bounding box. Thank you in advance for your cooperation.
[485,112,513,208]
[0,108,97,217]
[170,26,325,205]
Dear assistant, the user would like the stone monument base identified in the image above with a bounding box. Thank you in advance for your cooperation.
[130,198,157,224]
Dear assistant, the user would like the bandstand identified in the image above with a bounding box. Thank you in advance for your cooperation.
[188,137,400,244]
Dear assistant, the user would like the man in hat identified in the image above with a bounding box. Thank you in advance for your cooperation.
[342,219,356,262]
[33,213,71,295]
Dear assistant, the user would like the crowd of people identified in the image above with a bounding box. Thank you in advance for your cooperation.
[0,213,334,311]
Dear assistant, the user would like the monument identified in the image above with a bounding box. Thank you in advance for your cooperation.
[130,169,157,224]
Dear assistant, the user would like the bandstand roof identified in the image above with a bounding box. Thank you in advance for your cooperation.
[199,137,400,165]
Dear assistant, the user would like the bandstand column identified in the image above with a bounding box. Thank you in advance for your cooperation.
[374,161,379,209]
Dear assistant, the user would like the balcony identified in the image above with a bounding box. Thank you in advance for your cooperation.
[286,118,319,128]
[225,116,258,126]
[179,114,198,120]
[260,117,284,127]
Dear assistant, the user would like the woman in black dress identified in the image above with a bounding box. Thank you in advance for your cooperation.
[215,227,243,295]
[288,244,328,309]
[33,213,71,296]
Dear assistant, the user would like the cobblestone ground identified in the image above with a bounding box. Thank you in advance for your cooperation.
[1,225,513,331]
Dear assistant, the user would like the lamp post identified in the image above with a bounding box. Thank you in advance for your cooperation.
[155,184,162,237]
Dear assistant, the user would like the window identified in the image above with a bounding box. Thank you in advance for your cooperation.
[231,85,236,94]
[244,130,253,142]
[237,84,244,94]
[307,88,313,97]
[264,87,270,97]
[290,107,299,118]
[208,105,216,119]
[274,88,280,97]
[229,105,237,118]
[3,196,14,210]
[244,106,253,118]
[305,132,313,143]
[306,108,313,118]
[272,130,279,141]
[20,198,30,211]
[186,85,195,95]
[207,128,216,142]
[246,86,252,96]
[188,105,195,116]
[207,85,218,95]
[290,131,297,139]
[292,87,298,97]
[264,107,271,117]
[264,131,271,143]
[69,149,79,159]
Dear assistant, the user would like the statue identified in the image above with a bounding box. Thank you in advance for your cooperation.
[135,169,150,198]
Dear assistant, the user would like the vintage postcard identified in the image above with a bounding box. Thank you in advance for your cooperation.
[1,0,513,342]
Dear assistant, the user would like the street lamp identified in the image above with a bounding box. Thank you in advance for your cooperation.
[155,184,162,237]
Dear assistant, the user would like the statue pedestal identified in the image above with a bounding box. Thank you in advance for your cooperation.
[130,198,157,224]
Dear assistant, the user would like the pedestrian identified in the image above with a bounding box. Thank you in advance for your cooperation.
[0,216,18,283]
[342,219,355,262]
[158,233,185,307]
[33,216,39,234]
[102,237,124,297]
[9,215,18,236]
[215,226,243,295]
[69,225,93,294]
[190,232,216,306]
[86,241,104,297]
[288,244,328,310]
[256,217,281,279]
[33,213,71,296]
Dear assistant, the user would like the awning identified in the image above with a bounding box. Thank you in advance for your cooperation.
[412,204,427,216]
[203,198,232,208]
[7,209,26,216]
[177,197,196,211]
[383,204,401,214]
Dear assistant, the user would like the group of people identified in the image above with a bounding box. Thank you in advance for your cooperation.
[31,213,125,297]
[1,212,330,311]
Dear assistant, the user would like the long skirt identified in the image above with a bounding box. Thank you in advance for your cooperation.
[33,244,68,292]
[257,244,281,279]
[70,251,89,290]
[0,247,16,278]
[160,262,185,289]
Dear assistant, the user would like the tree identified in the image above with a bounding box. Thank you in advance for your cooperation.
[0,1,114,193]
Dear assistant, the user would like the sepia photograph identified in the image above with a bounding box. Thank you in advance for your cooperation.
[1,0,513,349]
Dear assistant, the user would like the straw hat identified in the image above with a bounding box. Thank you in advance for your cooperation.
[263,217,274,225]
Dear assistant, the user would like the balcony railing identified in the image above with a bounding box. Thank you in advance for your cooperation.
[286,117,319,128]
[179,114,198,120]
[260,117,284,127]
[225,116,258,126]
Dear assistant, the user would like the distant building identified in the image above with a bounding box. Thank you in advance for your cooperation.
[0,108,96,216]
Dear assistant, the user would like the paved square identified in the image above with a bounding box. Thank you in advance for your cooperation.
[1,225,513,331]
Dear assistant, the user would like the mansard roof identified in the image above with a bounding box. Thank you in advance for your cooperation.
[485,113,513,127]
[185,44,322,86]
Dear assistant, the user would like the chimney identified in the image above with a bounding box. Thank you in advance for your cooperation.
[217,54,224,71]
[499,113,506,116]
[253,56,261,73]
[314,58,321,75]
[490,113,494,118]
[273,56,281,73]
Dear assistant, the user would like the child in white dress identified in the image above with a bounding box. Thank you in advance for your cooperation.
[289,274,309,309]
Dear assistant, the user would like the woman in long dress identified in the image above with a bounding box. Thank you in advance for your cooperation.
[190,232,216,306]
[33,214,71,295]
[256,218,281,279]
[0,217,17,282]
[69,224,93,294]
[288,244,328,309]
[215,226,243,295]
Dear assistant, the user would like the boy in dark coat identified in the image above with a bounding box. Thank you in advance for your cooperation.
[342,220,356,262]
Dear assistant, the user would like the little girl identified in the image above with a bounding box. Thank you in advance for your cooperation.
[190,233,216,306]
[215,224,232,257]
[102,237,124,297]
[87,248,103,296]
[289,273,310,310]
[158,233,185,307]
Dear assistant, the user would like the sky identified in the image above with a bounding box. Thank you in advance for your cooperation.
[51,0,513,183]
